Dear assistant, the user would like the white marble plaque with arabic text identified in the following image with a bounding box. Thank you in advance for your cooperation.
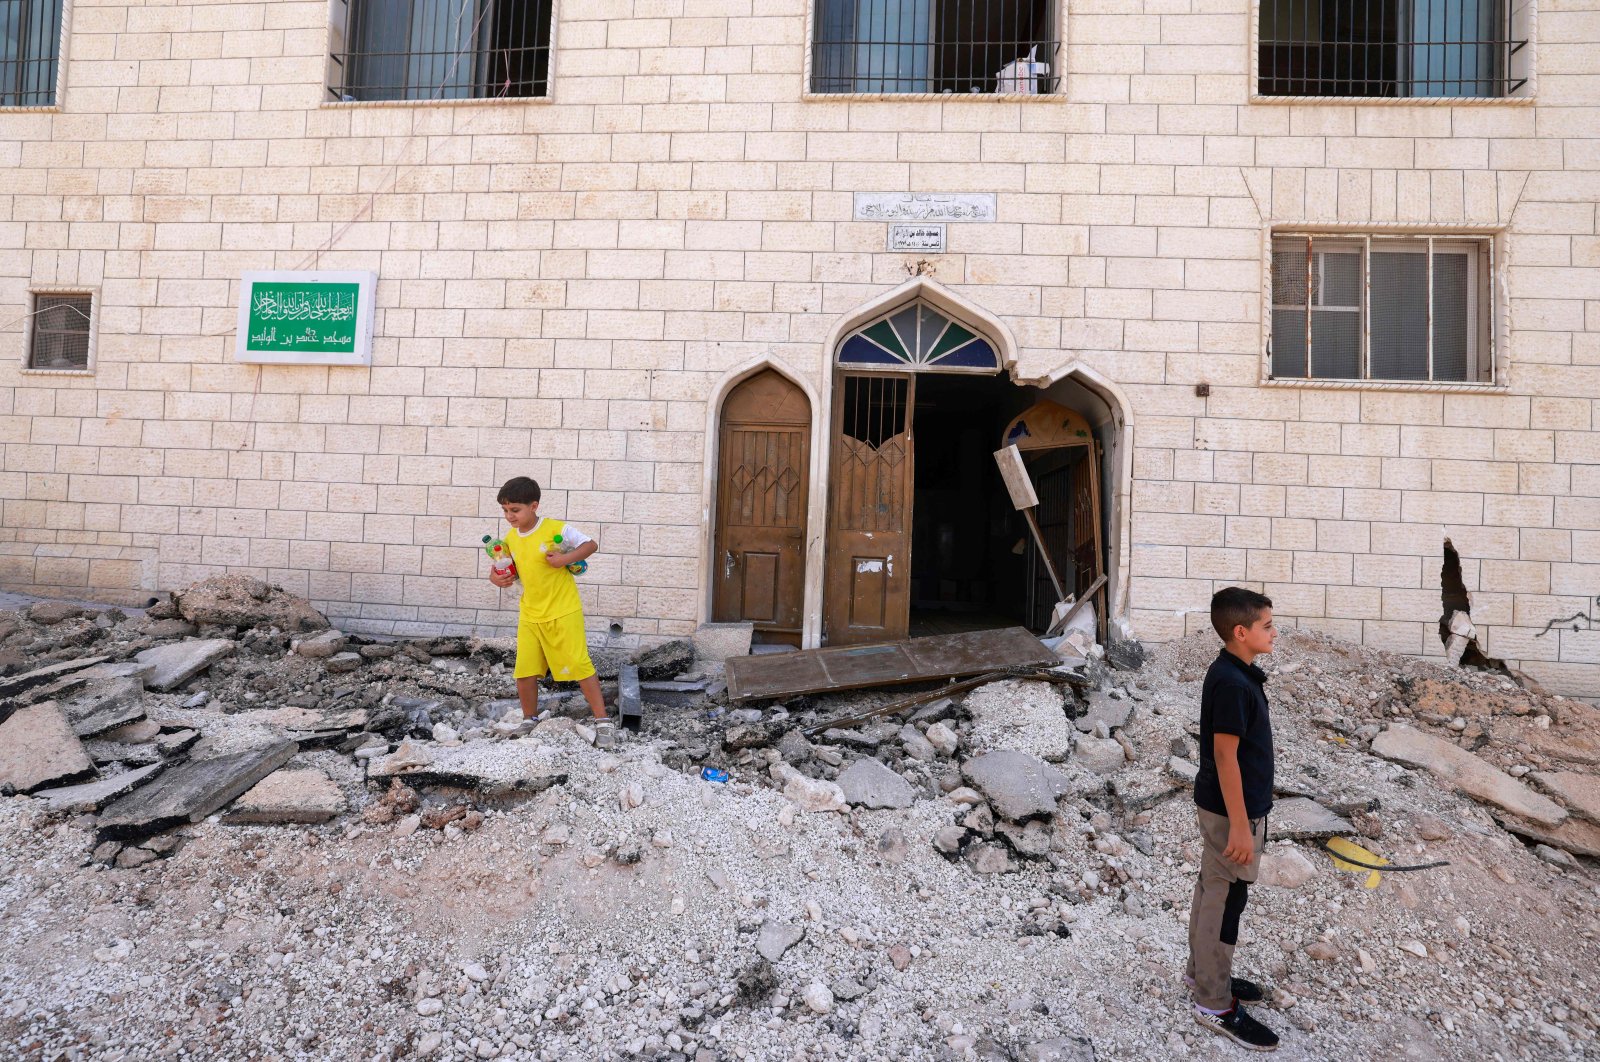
[888,224,947,252]
[854,192,996,223]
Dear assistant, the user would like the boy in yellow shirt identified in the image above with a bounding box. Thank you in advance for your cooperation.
[487,477,614,749]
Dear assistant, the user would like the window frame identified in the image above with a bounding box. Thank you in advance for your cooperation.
[20,285,98,376]
[324,0,559,107]
[803,0,1068,101]
[0,0,71,110]
[1247,0,1536,105]
[1263,230,1503,392]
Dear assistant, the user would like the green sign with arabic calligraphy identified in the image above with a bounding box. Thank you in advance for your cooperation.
[236,271,375,365]
[246,282,359,353]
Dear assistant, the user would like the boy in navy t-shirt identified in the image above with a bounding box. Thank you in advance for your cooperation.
[1185,586,1280,1052]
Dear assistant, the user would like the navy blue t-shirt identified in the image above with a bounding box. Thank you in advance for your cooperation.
[1194,649,1275,820]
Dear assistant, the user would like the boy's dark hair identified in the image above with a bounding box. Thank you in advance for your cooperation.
[496,477,541,506]
[1211,586,1272,642]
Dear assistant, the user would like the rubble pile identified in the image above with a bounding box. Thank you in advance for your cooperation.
[0,586,1596,1061]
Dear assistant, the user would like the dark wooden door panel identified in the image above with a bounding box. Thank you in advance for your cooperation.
[713,371,810,638]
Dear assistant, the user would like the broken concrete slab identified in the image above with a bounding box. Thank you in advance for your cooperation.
[1530,771,1600,825]
[222,768,347,824]
[27,601,85,625]
[368,741,566,799]
[961,751,1076,822]
[1072,734,1126,776]
[0,656,111,705]
[1074,692,1133,734]
[173,574,329,632]
[692,621,754,664]
[292,630,348,659]
[0,701,96,793]
[836,757,914,810]
[61,677,146,738]
[634,639,695,682]
[965,678,1074,764]
[134,639,235,692]
[85,740,164,768]
[255,706,369,733]
[1371,725,1567,829]
[1268,797,1355,840]
[756,920,805,963]
[97,739,296,839]
[770,763,847,813]
[35,763,166,814]
[1494,813,1600,859]
[102,718,160,744]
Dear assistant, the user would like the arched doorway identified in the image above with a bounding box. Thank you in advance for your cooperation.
[710,369,812,645]
[819,288,1125,648]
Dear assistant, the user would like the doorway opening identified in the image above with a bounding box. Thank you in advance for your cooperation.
[822,368,1113,647]
[906,371,1035,636]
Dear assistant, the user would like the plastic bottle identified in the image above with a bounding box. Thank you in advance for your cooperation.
[549,533,588,576]
[482,534,516,578]
[700,766,729,784]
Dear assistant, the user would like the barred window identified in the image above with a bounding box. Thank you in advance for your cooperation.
[1270,235,1493,384]
[812,0,1059,94]
[27,293,93,371]
[330,0,552,102]
[1,0,63,107]
[1259,0,1527,98]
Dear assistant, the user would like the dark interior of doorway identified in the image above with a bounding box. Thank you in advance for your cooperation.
[907,372,1078,638]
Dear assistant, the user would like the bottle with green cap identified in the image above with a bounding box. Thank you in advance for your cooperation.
[547,533,587,576]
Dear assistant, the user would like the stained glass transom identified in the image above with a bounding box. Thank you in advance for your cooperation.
[837,302,998,371]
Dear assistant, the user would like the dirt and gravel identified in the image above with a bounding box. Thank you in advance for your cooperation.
[0,581,1597,1061]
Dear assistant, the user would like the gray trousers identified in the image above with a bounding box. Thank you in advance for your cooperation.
[1185,807,1266,1011]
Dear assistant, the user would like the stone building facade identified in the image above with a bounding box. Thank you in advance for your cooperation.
[2,0,1598,694]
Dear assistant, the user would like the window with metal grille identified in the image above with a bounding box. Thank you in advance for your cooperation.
[1270,235,1493,384]
[1,0,63,106]
[330,0,551,102]
[1258,0,1527,97]
[812,0,1059,94]
[27,293,93,371]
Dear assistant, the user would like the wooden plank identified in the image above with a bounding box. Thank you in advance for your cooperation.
[993,444,1039,509]
[726,626,1057,701]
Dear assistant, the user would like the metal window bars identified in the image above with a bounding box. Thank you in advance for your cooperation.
[330,0,551,102]
[1269,234,1494,384]
[812,0,1060,94]
[0,0,63,107]
[28,294,92,370]
[1258,0,1527,97]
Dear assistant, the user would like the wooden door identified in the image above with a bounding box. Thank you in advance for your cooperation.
[1026,454,1077,631]
[712,370,811,641]
[1068,445,1105,631]
[824,372,915,645]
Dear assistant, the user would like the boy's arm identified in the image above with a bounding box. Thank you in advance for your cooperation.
[1213,733,1254,865]
[548,539,598,567]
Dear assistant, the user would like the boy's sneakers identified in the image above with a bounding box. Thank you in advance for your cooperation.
[1184,974,1266,1004]
[593,717,617,750]
[1193,1004,1279,1052]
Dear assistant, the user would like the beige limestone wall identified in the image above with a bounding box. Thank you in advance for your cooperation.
[2,0,1599,693]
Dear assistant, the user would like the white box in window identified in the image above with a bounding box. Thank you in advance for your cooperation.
[995,47,1048,94]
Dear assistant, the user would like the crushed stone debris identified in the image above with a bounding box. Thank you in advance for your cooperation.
[0,587,1596,1061]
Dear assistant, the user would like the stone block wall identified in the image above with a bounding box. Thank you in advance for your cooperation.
[2,0,1598,693]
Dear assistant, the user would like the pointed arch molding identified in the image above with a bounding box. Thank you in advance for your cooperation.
[698,355,829,641]
[1031,360,1136,629]
[819,276,1022,378]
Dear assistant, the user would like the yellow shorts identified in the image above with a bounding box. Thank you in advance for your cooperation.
[514,610,596,682]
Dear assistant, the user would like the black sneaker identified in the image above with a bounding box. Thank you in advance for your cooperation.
[1185,974,1267,1004]
[1193,1004,1280,1051]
